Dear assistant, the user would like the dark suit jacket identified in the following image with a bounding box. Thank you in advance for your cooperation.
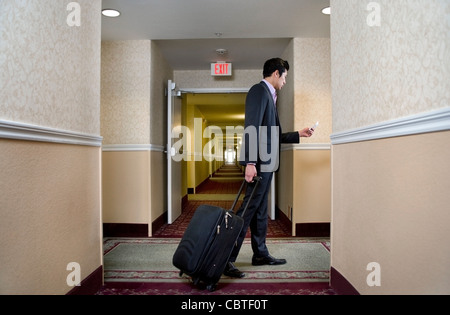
[240,81,300,172]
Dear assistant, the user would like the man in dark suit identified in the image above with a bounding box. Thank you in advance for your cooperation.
[224,58,314,278]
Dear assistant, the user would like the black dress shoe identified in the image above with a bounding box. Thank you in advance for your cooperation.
[223,262,245,278]
[252,255,287,266]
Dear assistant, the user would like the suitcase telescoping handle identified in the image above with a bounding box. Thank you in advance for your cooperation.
[230,176,262,217]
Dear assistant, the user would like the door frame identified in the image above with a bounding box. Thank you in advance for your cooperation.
[172,87,276,221]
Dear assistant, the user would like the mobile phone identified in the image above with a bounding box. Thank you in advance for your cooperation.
[310,121,319,131]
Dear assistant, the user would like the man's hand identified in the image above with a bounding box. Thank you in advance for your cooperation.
[245,164,258,183]
[299,127,314,138]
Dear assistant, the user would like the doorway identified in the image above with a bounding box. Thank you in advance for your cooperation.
[181,91,247,198]
[158,88,284,236]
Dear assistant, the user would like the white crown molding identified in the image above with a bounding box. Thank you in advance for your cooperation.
[102,144,165,152]
[281,143,331,151]
[331,107,450,145]
[0,119,102,147]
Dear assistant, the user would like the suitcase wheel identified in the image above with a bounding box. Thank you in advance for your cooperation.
[192,277,200,286]
[206,284,216,292]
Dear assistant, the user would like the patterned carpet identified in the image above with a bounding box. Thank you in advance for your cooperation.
[96,282,336,295]
[97,238,335,295]
[154,163,291,238]
[153,200,292,238]
[96,164,336,295]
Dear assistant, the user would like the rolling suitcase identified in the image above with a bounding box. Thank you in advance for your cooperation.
[172,176,261,292]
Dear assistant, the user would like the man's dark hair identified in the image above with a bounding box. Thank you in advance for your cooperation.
[263,58,290,78]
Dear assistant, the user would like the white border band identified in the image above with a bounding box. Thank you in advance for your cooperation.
[0,119,103,147]
[102,144,165,152]
[281,143,331,151]
[331,107,450,145]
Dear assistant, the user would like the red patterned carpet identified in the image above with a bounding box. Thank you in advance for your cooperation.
[154,164,292,238]
[97,238,335,296]
[96,282,335,296]
[95,165,337,296]
[153,200,292,238]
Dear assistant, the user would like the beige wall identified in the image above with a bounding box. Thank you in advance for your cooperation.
[278,147,331,235]
[151,42,174,146]
[279,38,331,143]
[293,148,331,224]
[332,132,450,294]
[102,150,166,236]
[331,0,450,132]
[102,151,151,224]
[0,0,101,135]
[279,39,295,132]
[101,40,173,231]
[278,150,294,221]
[101,40,173,146]
[0,140,102,295]
[293,38,332,144]
[0,0,102,294]
[101,41,151,145]
[277,38,332,233]
[174,70,260,90]
[330,0,450,294]
[150,150,166,227]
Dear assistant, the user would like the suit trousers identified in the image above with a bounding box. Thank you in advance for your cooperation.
[229,170,274,262]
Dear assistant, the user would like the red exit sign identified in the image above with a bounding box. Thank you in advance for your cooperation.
[211,62,232,76]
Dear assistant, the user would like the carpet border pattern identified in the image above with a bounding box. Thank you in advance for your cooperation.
[103,238,331,284]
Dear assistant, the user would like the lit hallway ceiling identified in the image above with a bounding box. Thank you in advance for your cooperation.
[101,0,331,70]
[187,93,246,126]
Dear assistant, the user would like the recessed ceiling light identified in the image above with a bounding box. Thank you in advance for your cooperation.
[216,49,228,55]
[322,7,331,15]
[102,9,121,18]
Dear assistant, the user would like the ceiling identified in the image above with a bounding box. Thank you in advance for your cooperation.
[101,0,330,129]
[185,93,247,126]
[101,0,331,70]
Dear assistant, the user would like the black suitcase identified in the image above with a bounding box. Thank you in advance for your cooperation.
[172,176,261,292]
